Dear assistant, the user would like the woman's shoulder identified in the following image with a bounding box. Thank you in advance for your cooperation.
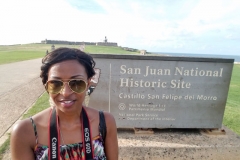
[11,117,36,149]
[84,107,114,120]
[12,118,33,135]
[85,106,116,129]
[12,108,51,137]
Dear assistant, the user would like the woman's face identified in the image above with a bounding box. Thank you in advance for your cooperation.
[47,60,90,114]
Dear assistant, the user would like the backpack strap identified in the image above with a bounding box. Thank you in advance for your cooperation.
[99,111,107,142]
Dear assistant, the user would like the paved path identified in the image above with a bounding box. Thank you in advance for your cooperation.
[0,59,42,95]
[0,59,45,142]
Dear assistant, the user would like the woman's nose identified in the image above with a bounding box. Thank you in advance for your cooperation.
[60,82,73,96]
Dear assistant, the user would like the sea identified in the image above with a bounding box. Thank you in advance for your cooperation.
[152,52,240,62]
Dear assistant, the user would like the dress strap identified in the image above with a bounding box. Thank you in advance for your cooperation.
[99,111,106,143]
[30,117,38,144]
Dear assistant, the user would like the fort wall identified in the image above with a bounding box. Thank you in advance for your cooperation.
[41,39,117,47]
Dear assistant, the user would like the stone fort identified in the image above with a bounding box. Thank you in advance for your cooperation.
[41,36,118,47]
[41,37,146,54]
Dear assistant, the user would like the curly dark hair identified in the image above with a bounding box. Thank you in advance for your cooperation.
[40,47,96,84]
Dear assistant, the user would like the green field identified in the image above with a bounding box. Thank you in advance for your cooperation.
[0,43,140,65]
[223,64,240,134]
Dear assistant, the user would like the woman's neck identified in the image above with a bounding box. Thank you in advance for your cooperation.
[56,108,83,128]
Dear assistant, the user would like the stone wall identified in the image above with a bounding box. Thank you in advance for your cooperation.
[96,42,118,46]
[41,39,117,46]
[121,47,138,52]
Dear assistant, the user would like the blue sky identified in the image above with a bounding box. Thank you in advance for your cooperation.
[0,0,240,55]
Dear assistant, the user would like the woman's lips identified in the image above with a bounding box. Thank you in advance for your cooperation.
[60,100,75,108]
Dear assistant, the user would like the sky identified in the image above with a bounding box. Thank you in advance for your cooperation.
[0,0,240,55]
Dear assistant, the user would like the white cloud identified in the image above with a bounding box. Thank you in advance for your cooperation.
[0,0,239,55]
[0,0,81,44]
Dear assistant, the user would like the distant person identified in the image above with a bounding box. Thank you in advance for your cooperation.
[80,44,85,51]
[11,47,119,160]
[51,44,55,51]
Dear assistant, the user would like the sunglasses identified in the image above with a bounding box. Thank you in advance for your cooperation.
[45,79,87,94]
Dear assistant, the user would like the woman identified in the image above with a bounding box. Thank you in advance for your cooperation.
[11,47,119,160]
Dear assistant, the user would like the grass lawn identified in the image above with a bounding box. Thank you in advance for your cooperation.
[22,92,49,119]
[0,43,139,65]
[0,135,10,160]
[223,64,240,134]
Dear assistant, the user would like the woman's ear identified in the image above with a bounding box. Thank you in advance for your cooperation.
[87,78,92,88]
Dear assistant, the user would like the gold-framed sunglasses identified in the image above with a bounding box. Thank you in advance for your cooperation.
[45,79,87,94]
